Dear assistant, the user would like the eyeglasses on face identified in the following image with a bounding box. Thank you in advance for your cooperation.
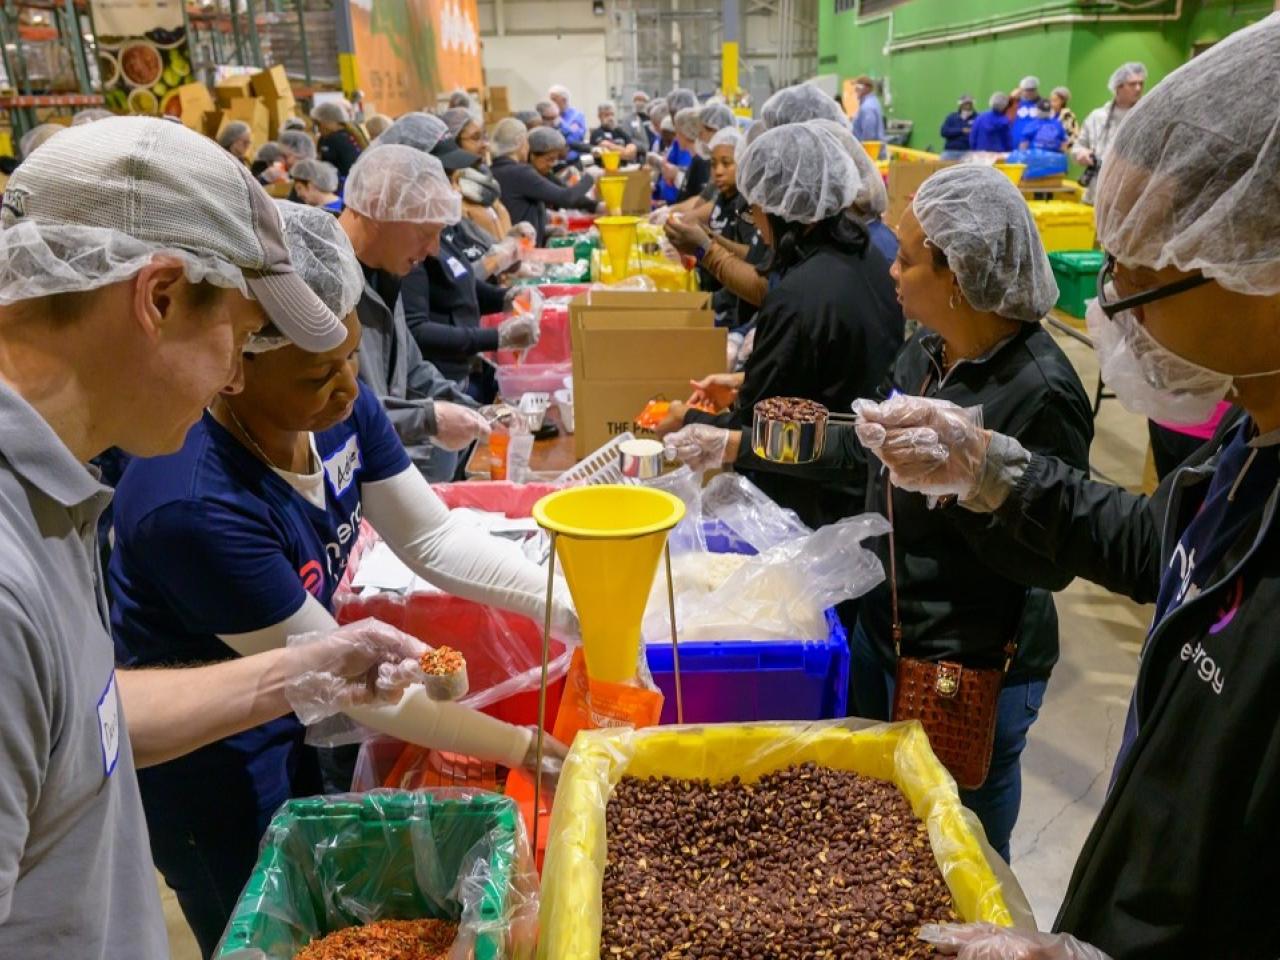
[1094,253,1211,319]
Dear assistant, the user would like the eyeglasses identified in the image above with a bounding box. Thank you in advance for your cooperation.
[1095,253,1211,319]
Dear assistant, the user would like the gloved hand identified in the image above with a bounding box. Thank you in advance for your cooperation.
[498,312,540,349]
[664,212,712,255]
[521,727,569,788]
[648,205,673,227]
[283,618,428,724]
[503,284,545,318]
[432,401,491,451]
[663,424,732,473]
[486,238,521,274]
[507,222,536,243]
[920,923,1112,960]
[853,395,990,499]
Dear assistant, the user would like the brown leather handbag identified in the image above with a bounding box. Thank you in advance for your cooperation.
[883,476,1017,790]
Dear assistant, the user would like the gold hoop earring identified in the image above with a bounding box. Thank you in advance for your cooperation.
[949,292,958,310]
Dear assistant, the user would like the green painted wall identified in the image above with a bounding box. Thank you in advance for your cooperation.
[819,0,1268,152]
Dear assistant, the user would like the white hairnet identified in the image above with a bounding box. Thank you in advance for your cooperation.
[281,117,307,133]
[441,106,474,139]
[1051,86,1071,103]
[709,126,742,153]
[490,117,527,158]
[548,84,571,100]
[365,114,392,139]
[448,90,474,110]
[761,83,847,129]
[71,108,114,126]
[989,92,1010,112]
[344,144,461,225]
[912,165,1057,322]
[808,119,887,217]
[217,121,251,150]
[19,124,63,161]
[275,200,363,319]
[598,100,617,115]
[648,99,669,124]
[528,126,566,154]
[1020,76,1040,90]
[375,112,448,153]
[666,87,697,112]
[290,158,339,193]
[699,102,735,132]
[1108,61,1148,94]
[1096,17,1280,296]
[737,121,861,224]
[311,101,348,125]
[279,130,316,160]
[674,107,702,140]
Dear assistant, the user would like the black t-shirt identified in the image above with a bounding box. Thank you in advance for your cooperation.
[677,155,711,203]
[589,125,632,148]
[318,129,363,178]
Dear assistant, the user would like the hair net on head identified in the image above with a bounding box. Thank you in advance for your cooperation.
[364,114,392,138]
[535,100,556,118]
[1051,86,1071,103]
[311,101,348,125]
[275,200,363,319]
[528,126,566,154]
[1020,76,1040,90]
[709,126,742,153]
[490,117,527,158]
[1108,61,1147,94]
[448,90,473,110]
[344,144,461,225]
[441,106,475,139]
[737,121,861,224]
[1096,18,1280,296]
[666,87,697,112]
[989,91,1011,112]
[255,141,284,165]
[375,112,448,153]
[647,99,669,125]
[808,119,887,218]
[699,102,735,132]
[632,90,650,103]
[548,84,571,100]
[674,107,702,140]
[912,165,1056,322]
[760,83,847,129]
[290,158,339,193]
[71,108,114,126]
[514,110,540,128]
[217,121,251,150]
[279,130,316,160]
[598,100,617,116]
[19,124,63,161]
[281,117,307,132]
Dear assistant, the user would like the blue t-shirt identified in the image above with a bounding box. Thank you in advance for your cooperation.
[656,141,692,204]
[1011,96,1040,147]
[108,383,410,811]
[969,111,1013,153]
[1029,116,1066,152]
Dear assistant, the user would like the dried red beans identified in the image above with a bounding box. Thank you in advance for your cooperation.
[755,397,829,424]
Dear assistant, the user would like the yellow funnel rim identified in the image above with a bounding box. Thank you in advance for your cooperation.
[533,485,686,540]
[601,152,621,171]
[595,215,642,229]
[861,139,882,159]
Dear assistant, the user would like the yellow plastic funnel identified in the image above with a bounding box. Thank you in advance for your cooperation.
[601,151,621,172]
[861,139,883,160]
[595,214,639,279]
[533,486,685,683]
[597,175,627,215]
[994,162,1026,185]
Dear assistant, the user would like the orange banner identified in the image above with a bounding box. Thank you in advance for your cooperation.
[349,0,482,118]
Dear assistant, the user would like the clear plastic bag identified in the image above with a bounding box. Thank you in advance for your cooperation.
[217,789,540,960]
[637,465,707,555]
[699,471,811,554]
[538,719,1035,960]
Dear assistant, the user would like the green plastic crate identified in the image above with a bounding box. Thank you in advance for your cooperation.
[1049,250,1106,319]
[547,234,599,265]
[216,791,528,960]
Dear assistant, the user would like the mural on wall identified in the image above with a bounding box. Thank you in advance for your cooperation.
[349,0,481,116]
[90,0,193,115]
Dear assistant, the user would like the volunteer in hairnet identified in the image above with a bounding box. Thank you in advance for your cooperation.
[337,143,491,477]
[855,18,1280,958]
[1071,61,1147,205]
[110,202,575,955]
[660,121,903,529]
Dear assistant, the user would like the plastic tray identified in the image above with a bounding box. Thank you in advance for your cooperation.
[494,362,574,401]
[552,432,635,486]
[1027,199,1097,253]
[538,721,1029,959]
[1049,249,1105,319]
[217,791,528,960]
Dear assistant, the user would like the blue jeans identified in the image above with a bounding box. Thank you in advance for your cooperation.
[849,622,1047,862]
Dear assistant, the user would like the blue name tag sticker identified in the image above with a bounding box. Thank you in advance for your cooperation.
[447,256,469,279]
[97,672,120,777]
[323,434,363,497]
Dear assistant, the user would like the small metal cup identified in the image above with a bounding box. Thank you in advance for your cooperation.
[751,410,830,464]
[619,438,667,479]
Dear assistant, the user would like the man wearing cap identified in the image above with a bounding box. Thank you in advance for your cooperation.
[850,74,886,142]
[1011,75,1042,148]
[338,142,491,477]
[940,93,975,159]
[0,117,431,959]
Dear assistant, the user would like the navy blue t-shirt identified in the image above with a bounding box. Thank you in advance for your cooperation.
[108,383,410,811]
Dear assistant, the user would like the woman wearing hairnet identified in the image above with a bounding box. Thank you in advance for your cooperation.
[660,121,903,530]
[491,125,598,245]
[311,100,366,179]
[858,17,1280,958]
[109,201,575,955]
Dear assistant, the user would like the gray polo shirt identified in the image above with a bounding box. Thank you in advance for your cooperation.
[0,381,166,959]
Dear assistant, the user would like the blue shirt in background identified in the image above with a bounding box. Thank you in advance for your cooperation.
[969,110,1013,152]
[657,140,692,204]
[1029,116,1067,152]
[1011,95,1041,148]
[558,106,589,161]
[852,93,886,142]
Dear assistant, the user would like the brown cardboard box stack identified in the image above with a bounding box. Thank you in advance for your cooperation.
[251,64,300,138]
[568,291,726,459]
[215,98,270,154]
[886,155,953,230]
[484,85,510,126]
[205,67,302,148]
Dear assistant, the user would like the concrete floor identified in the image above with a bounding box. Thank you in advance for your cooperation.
[158,321,1153,953]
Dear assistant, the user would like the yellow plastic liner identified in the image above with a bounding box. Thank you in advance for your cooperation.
[538,718,1032,959]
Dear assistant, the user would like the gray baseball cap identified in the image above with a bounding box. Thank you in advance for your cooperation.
[0,116,344,352]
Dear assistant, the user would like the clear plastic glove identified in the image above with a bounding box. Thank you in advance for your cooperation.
[663,424,731,473]
[498,312,540,349]
[648,205,673,226]
[664,212,712,255]
[920,923,1112,960]
[283,618,428,724]
[433,401,491,451]
[507,221,536,243]
[487,238,521,274]
[853,395,989,499]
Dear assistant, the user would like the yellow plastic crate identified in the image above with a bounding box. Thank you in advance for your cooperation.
[538,719,1031,959]
[1027,199,1097,253]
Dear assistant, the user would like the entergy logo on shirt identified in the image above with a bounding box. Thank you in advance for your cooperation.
[323,435,362,497]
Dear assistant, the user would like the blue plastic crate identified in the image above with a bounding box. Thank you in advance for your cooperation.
[645,609,850,725]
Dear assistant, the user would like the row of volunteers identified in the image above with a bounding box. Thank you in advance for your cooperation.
[0,116,579,960]
[653,16,1280,958]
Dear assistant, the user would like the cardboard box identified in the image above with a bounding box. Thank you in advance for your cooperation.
[620,168,654,216]
[218,97,270,153]
[886,157,952,230]
[251,64,293,102]
[215,74,255,108]
[174,82,216,131]
[487,85,510,114]
[266,97,299,139]
[569,291,723,458]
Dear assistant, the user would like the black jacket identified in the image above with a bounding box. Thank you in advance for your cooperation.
[986,410,1280,958]
[491,156,596,246]
[400,227,503,382]
[701,192,757,330]
[686,234,904,528]
[749,325,1092,679]
[318,128,363,178]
